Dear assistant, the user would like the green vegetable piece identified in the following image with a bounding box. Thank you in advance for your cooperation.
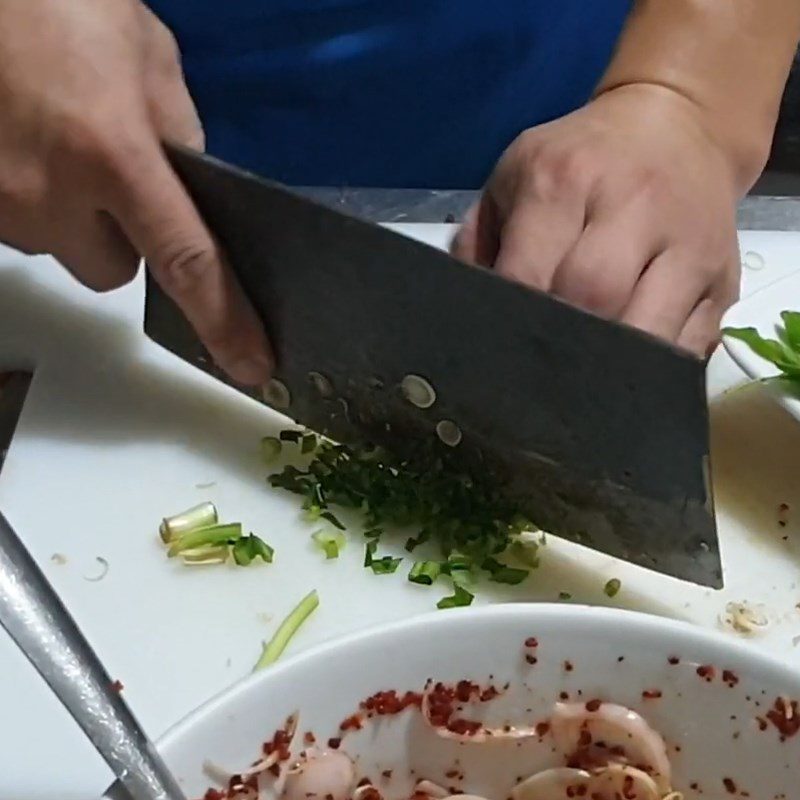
[782,311,800,353]
[437,584,474,609]
[254,590,319,671]
[319,511,346,530]
[722,327,800,374]
[312,529,345,559]
[408,561,441,585]
[370,556,402,575]
[558,591,572,601]
[364,540,377,567]
[279,430,302,443]
[261,437,282,465]
[160,501,218,543]
[167,523,242,558]
[232,534,274,566]
[301,433,318,454]
[604,578,622,598]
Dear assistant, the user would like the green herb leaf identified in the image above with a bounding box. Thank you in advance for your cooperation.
[723,326,800,374]
[319,511,345,530]
[437,584,474,609]
[254,590,319,671]
[408,560,441,585]
[167,523,242,558]
[781,311,800,353]
[604,578,621,598]
[232,534,274,566]
[261,437,282,465]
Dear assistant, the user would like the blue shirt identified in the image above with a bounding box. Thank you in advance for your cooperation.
[148,2,630,188]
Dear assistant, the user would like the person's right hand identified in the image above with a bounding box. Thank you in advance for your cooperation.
[0,0,272,385]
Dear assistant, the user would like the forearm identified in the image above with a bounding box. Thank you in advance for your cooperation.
[595,0,800,193]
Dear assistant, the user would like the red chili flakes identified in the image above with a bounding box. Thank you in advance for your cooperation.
[622,773,635,798]
[424,680,500,736]
[696,664,716,682]
[340,714,363,732]
[456,680,478,702]
[381,770,393,780]
[723,777,737,794]
[535,721,551,737]
[110,679,124,693]
[668,656,680,665]
[766,697,800,739]
[480,686,499,702]
[559,691,569,701]
[564,660,574,672]
[445,769,460,779]
[585,698,602,712]
[642,689,662,700]
[722,669,740,688]
[357,778,373,788]
[577,728,592,747]
[261,720,294,763]
[756,716,768,731]
[524,637,538,648]
[778,502,790,528]
[328,737,342,750]
[358,788,381,800]
[304,731,316,745]
[525,655,538,665]
[360,690,422,717]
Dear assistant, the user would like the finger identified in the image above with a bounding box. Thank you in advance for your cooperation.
[139,5,205,150]
[550,206,663,318]
[677,298,724,358]
[493,193,585,291]
[621,252,711,343]
[146,68,205,151]
[107,134,272,385]
[450,196,500,268]
[52,212,139,292]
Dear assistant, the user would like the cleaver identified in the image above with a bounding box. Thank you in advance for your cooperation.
[144,144,721,588]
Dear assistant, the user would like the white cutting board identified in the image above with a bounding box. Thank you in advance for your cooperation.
[2,226,800,797]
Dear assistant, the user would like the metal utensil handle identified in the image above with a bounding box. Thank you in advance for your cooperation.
[0,510,186,800]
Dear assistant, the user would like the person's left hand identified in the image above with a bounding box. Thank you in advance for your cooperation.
[452,83,744,357]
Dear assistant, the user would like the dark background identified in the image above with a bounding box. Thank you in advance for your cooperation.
[755,50,800,194]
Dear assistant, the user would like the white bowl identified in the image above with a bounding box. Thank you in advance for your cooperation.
[152,605,800,799]
[722,269,800,421]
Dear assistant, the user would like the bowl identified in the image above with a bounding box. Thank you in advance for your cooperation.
[152,605,800,799]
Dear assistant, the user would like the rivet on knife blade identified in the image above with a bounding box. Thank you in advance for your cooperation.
[263,379,291,409]
[400,374,436,408]
[436,420,462,447]
[308,371,334,398]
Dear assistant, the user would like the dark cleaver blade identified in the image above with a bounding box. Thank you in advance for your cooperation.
[145,144,721,588]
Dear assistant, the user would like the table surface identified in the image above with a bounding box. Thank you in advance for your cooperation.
[2,194,800,800]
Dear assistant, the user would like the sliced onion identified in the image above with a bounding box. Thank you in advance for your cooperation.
[588,764,661,799]
[414,780,450,798]
[240,713,300,782]
[420,684,541,743]
[281,750,355,800]
[511,768,592,800]
[550,703,671,793]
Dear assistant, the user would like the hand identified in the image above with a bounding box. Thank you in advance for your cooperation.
[0,0,272,384]
[453,84,743,356]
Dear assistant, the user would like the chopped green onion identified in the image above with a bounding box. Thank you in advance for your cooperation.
[408,561,441,585]
[167,523,242,558]
[181,545,230,564]
[312,529,345,559]
[279,430,302,443]
[364,528,383,540]
[558,591,572,601]
[509,541,540,569]
[301,433,318,454]
[232,534,274,566]
[254,590,319,671]
[319,511,345,530]
[365,541,401,574]
[482,557,529,585]
[604,578,622,598]
[261,437,282,465]
[437,584,474,609]
[159,502,218,543]
[405,530,430,552]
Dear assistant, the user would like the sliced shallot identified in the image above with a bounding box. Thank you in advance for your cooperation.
[511,767,592,800]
